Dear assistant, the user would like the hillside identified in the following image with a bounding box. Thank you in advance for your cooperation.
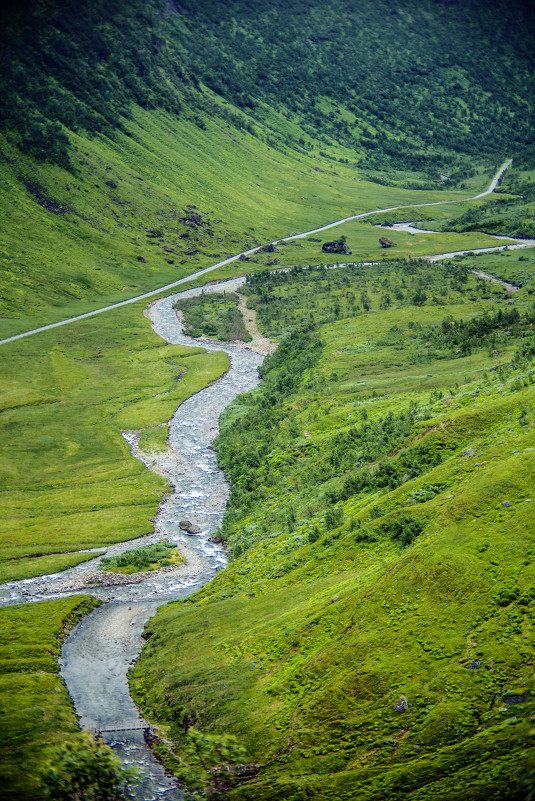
[131,252,535,800]
[0,0,534,798]
[0,0,535,334]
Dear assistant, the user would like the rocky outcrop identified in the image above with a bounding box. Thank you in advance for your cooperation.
[263,243,279,253]
[322,240,351,254]
[379,236,396,248]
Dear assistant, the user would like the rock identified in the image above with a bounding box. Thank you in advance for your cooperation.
[263,243,278,253]
[137,256,146,262]
[179,520,202,535]
[267,258,281,265]
[463,448,476,457]
[180,211,205,226]
[239,254,249,261]
[465,659,482,670]
[331,595,339,603]
[503,690,529,706]
[501,500,512,508]
[322,239,351,255]
[393,695,409,713]
[379,236,396,248]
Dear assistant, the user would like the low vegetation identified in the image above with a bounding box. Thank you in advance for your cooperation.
[131,253,535,800]
[175,292,251,342]
[100,541,184,574]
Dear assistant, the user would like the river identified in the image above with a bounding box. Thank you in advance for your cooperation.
[0,246,532,797]
[0,276,264,799]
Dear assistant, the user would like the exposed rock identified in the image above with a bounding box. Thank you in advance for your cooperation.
[331,595,339,603]
[239,254,249,262]
[322,240,351,254]
[263,243,279,253]
[501,500,513,508]
[266,258,281,266]
[465,659,482,670]
[393,695,409,713]
[180,211,205,226]
[463,448,476,457]
[137,256,146,262]
[503,690,529,706]
[179,520,202,535]
[379,236,396,248]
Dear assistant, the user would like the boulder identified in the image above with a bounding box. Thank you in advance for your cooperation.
[379,237,396,248]
[465,659,482,670]
[322,240,351,254]
[263,243,279,253]
[393,695,409,713]
[179,520,202,535]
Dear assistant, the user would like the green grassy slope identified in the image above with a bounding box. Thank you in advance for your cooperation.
[131,256,535,800]
[1,106,488,339]
[0,596,99,800]
[0,303,228,582]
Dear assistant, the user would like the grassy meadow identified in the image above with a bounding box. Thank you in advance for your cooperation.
[0,302,228,583]
[0,596,99,800]
[130,253,535,800]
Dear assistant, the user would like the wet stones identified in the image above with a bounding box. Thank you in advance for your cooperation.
[179,520,202,535]
[465,659,482,670]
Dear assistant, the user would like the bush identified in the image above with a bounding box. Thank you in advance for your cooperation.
[40,734,138,801]
[389,516,425,547]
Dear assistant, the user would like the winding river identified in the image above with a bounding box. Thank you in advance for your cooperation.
[1,219,534,797]
[0,276,264,799]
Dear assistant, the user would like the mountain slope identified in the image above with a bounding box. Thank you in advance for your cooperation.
[131,256,535,800]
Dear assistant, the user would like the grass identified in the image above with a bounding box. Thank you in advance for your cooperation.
[0,596,100,800]
[0,101,500,341]
[0,93,529,800]
[0,302,228,582]
[130,253,535,800]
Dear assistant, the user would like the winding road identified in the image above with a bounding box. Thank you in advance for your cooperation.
[0,159,521,348]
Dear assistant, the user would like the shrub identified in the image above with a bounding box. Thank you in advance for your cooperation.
[41,734,138,801]
[389,516,425,546]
